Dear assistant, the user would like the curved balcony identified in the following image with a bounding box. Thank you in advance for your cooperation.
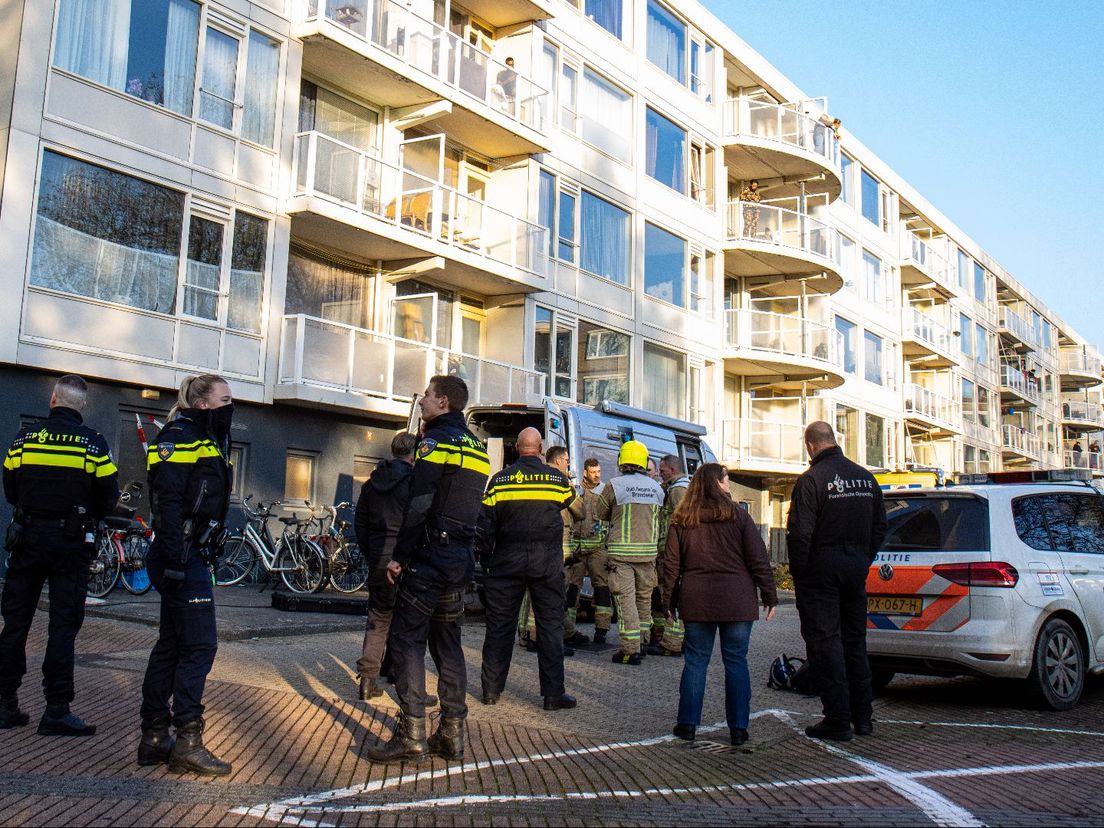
[1061,400,1104,430]
[904,384,962,436]
[901,307,958,367]
[1064,449,1104,474]
[723,99,842,201]
[899,230,954,298]
[724,202,843,295]
[1059,350,1103,390]
[723,310,845,390]
[720,418,810,476]
[1002,424,1041,462]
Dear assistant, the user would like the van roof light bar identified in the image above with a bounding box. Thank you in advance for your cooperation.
[595,401,707,436]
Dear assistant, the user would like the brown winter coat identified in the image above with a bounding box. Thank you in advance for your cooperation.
[660,508,777,623]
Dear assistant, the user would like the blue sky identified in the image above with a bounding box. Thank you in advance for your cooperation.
[703,1,1104,349]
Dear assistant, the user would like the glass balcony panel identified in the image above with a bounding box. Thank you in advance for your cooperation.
[726,202,839,266]
[724,98,838,167]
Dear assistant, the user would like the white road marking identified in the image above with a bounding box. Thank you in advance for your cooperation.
[875,719,1104,738]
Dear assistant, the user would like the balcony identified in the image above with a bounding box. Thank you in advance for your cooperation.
[1064,449,1104,474]
[963,418,999,446]
[1002,424,1041,461]
[1000,363,1041,406]
[1059,349,1103,390]
[720,418,809,476]
[722,98,842,200]
[275,314,543,417]
[899,230,953,297]
[904,384,962,436]
[724,202,843,295]
[900,307,958,367]
[290,131,550,295]
[723,310,845,390]
[1061,400,1104,430]
[998,306,1037,351]
[298,0,550,156]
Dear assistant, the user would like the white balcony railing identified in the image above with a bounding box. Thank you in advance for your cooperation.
[1062,400,1104,425]
[294,131,550,279]
[1002,424,1041,458]
[963,419,999,445]
[723,98,839,169]
[1065,449,1104,472]
[725,202,840,266]
[1000,363,1041,403]
[903,307,956,355]
[278,314,544,406]
[1060,350,1103,378]
[905,384,961,429]
[724,309,842,368]
[721,418,808,468]
[900,229,953,290]
[998,306,1037,348]
[304,0,547,132]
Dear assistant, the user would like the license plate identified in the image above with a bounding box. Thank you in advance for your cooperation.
[868,596,923,616]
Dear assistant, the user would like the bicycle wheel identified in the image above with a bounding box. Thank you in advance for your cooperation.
[328,541,369,593]
[277,536,326,594]
[118,532,152,595]
[87,533,121,598]
[215,534,256,587]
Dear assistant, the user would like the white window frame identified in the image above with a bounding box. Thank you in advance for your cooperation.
[534,304,578,400]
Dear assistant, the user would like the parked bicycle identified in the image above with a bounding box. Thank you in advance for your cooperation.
[214,496,327,593]
[87,483,154,598]
[310,502,369,593]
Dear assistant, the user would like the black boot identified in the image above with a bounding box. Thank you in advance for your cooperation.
[427,716,465,759]
[137,717,175,765]
[359,677,383,701]
[730,728,749,746]
[367,713,429,763]
[0,695,29,729]
[37,704,96,737]
[672,723,696,741]
[543,693,577,711]
[592,628,607,644]
[168,719,232,775]
[805,717,854,742]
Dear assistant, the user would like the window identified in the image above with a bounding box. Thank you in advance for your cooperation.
[840,153,854,205]
[835,316,857,374]
[53,0,200,116]
[973,262,987,303]
[229,443,248,497]
[690,39,714,101]
[228,213,268,332]
[689,141,714,207]
[299,81,378,150]
[31,151,183,314]
[644,223,686,306]
[199,27,239,130]
[860,169,879,225]
[243,30,280,146]
[839,235,856,291]
[284,452,315,502]
[558,190,578,262]
[578,321,629,405]
[538,170,556,259]
[960,313,973,357]
[862,250,883,306]
[537,171,577,263]
[645,108,686,192]
[1013,494,1104,553]
[957,248,970,291]
[285,244,376,328]
[882,496,990,552]
[977,386,991,428]
[585,0,623,38]
[580,69,631,161]
[963,444,976,474]
[183,216,223,320]
[689,252,711,315]
[560,62,578,132]
[962,378,976,423]
[863,330,883,385]
[579,191,630,285]
[643,342,685,418]
[975,323,989,368]
[865,413,885,467]
[538,42,558,128]
[535,306,575,398]
[352,456,377,490]
[646,0,685,83]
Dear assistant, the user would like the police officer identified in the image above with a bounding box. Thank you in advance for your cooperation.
[0,375,119,734]
[648,455,689,657]
[478,430,578,710]
[368,375,489,764]
[595,441,664,665]
[137,374,234,774]
[786,421,886,741]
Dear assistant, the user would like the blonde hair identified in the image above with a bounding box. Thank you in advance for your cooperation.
[169,374,228,421]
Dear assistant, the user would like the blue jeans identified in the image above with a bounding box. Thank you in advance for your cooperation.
[677,620,753,730]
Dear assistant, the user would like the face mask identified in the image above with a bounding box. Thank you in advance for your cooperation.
[206,404,234,440]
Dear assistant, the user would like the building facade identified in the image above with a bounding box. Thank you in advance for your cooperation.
[0,0,1100,546]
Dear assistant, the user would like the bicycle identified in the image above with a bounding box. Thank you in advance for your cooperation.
[310,502,369,593]
[214,496,327,593]
[87,483,154,598]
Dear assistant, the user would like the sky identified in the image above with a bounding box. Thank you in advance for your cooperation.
[702,0,1104,350]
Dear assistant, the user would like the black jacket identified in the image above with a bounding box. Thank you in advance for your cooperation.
[3,407,119,519]
[147,410,232,562]
[476,454,576,579]
[785,445,887,574]
[394,410,489,565]
[355,458,414,566]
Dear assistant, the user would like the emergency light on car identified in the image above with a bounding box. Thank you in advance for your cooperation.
[955,469,1093,485]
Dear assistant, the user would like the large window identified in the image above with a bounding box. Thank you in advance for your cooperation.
[689,252,711,315]
[579,192,630,285]
[973,262,987,303]
[840,153,854,205]
[960,313,973,358]
[285,244,375,329]
[299,81,378,150]
[242,30,280,145]
[284,452,315,503]
[228,213,268,332]
[975,322,989,368]
[538,170,556,259]
[836,405,859,459]
[643,342,685,418]
[836,316,857,374]
[645,108,686,192]
[862,250,883,306]
[578,321,629,405]
[865,413,885,467]
[646,0,685,83]
[199,26,239,130]
[585,0,623,39]
[580,69,631,162]
[977,386,991,428]
[535,306,575,399]
[860,169,879,226]
[957,248,970,290]
[962,377,976,423]
[644,223,686,306]
[183,217,223,320]
[864,330,883,385]
[1013,494,1104,553]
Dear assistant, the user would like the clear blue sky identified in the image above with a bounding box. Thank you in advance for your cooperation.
[703,0,1104,350]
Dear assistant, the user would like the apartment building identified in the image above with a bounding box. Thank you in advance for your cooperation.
[0,0,1099,542]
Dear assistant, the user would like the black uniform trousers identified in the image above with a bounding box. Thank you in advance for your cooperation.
[356,554,398,681]
[481,567,565,698]
[140,550,218,727]
[793,547,873,725]
[0,525,88,704]
[389,543,472,719]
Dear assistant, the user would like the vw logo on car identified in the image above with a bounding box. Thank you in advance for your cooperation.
[878,563,894,581]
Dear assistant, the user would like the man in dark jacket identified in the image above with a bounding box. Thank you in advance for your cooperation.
[477,428,577,710]
[786,421,887,742]
[354,431,416,700]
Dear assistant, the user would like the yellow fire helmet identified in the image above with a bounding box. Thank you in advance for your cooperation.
[617,439,649,471]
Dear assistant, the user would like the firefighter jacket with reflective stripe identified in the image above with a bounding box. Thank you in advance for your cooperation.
[146,410,232,561]
[570,479,606,551]
[3,407,119,518]
[594,471,664,559]
[477,455,576,577]
[658,475,689,554]
[394,410,489,565]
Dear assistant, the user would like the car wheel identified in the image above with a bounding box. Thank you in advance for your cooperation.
[1027,617,1084,711]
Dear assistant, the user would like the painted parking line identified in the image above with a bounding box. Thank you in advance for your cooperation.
[875,719,1104,738]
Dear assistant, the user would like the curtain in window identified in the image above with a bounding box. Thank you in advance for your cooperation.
[579,192,628,285]
[580,70,630,161]
[646,0,684,83]
[538,171,555,258]
[54,0,130,89]
[286,245,374,329]
[645,108,685,192]
[163,0,199,114]
[184,217,223,320]
[228,214,268,332]
[585,0,622,38]
[243,31,280,146]
[643,343,684,418]
[200,28,238,129]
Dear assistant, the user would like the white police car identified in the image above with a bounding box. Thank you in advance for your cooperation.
[866,469,1104,710]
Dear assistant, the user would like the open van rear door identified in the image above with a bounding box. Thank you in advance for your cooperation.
[544,398,567,447]
[407,394,422,435]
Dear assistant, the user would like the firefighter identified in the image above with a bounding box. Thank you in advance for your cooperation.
[546,446,590,648]
[648,454,689,657]
[0,374,119,735]
[368,375,489,763]
[594,441,664,665]
[564,456,606,643]
[139,374,234,775]
[478,428,577,710]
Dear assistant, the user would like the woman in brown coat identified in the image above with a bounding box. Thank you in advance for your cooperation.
[661,463,777,746]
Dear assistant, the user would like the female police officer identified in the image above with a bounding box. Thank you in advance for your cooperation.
[137,375,233,775]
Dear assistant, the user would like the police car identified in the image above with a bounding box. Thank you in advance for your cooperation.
[866,469,1104,710]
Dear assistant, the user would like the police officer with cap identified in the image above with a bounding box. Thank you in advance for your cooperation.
[368,375,489,764]
[1,374,119,735]
[478,428,578,710]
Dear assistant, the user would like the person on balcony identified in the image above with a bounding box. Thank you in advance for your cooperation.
[495,57,518,115]
[740,181,762,239]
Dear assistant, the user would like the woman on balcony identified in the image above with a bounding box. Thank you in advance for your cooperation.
[739,180,762,239]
